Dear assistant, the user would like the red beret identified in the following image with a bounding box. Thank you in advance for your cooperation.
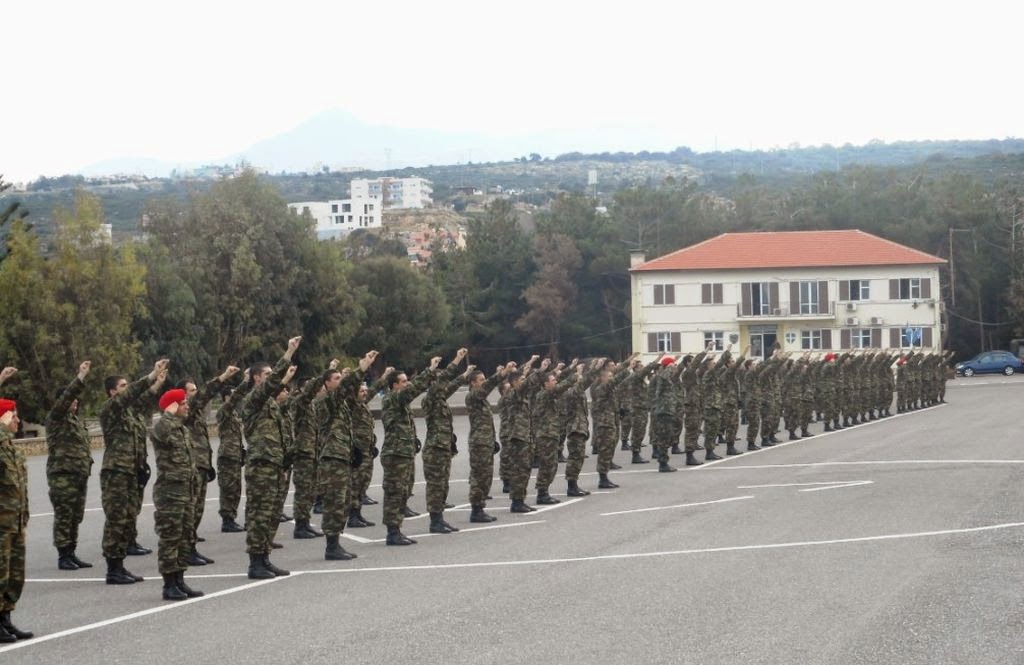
[0,399,16,417]
[824,353,835,362]
[660,356,675,367]
[159,388,188,411]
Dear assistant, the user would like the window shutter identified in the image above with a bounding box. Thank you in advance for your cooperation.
[665,284,675,305]
[821,329,832,350]
[701,284,711,304]
[818,281,829,314]
[922,327,933,348]
[840,329,851,349]
[713,283,723,304]
[871,328,882,348]
[889,279,899,300]
[921,278,931,299]
[789,281,800,313]
[741,283,752,316]
[647,333,657,352]
[654,285,663,305]
[839,280,850,300]
[890,328,900,348]
[769,282,780,311]
[670,332,681,352]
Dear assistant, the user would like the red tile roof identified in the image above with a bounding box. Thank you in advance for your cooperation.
[631,230,946,272]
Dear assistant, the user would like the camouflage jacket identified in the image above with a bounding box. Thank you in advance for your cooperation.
[45,376,93,475]
[423,362,465,451]
[562,371,595,436]
[381,367,435,459]
[590,364,631,429]
[240,357,291,467]
[503,372,542,442]
[151,411,197,485]
[184,377,222,471]
[466,371,503,447]
[318,370,363,462]
[216,378,251,461]
[289,377,323,459]
[0,428,28,531]
[347,373,386,453]
[532,373,579,440]
[626,360,660,413]
[679,351,709,407]
[100,375,155,475]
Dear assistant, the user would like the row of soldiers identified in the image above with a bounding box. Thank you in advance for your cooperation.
[2,339,950,619]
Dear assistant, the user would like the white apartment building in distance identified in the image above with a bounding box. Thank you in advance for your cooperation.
[350,177,432,209]
[629,230,946,361]
[288,195,382,240]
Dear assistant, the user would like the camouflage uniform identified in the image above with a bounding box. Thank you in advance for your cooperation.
[743,362,764,444]
[720,352,744,444]
[532,372,580,495]
[590,365,631,473]
[317,370,362,537]
[626,361,659,453]
[288,378,323,526]
[504,372,542,502]
[46,376,92,553]
[381,367,435,530]
[497,388,512,489]
[422,362,465,514]
[0,427,28,613]
[701,351,730,452]
[348,376,384,513]
[681,353,709,453]
[151,410,198,575]
[100,375,156,560]
[217,379,251,522]
[650,363,680,464]
[465,371,503,508]
[241,357,291,556]
[184,377,222,542]
[760,358,783,441]
[614,378,631,448]
[562,370,593,483]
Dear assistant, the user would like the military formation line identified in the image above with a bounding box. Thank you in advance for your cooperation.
[0,336,952,640]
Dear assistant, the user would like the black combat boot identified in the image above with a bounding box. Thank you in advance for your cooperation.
[0,611,31,641]
[536,491,561,505]
[801,427,813,437]
[470,505,497,523]
[58,546,78,570]
[69,548,92,568]
[726,443,743,456]
[271,541,284,549]
[429,512,454,534]
[566,480,590,497]
[501,480,511,493]
[162,573,187,601]
[670,444,684,455]
[788,430,800,441]
[747,441,761,451]
[824,422,833,432]
[294,519,322,539]
[620,440,630,451]
[510,499,537,513]
[221,517,245,533]
[187,548,208,566]
[705,449,723,461]
[263,555,290,576]
[402,506,420,518]
[769,434,781,443]
[347,509,374,528]
[760,436,773,447]
[247,553,275,579]
[126,540,152,556]
[658,461,677,472]
[385,526,416,545]
[361,495,378,505]
[610,461,622,470]
[631,451,650,464]
[175,571,203,598]
[685,451,703,466]
[0,624,14,644]
[717,434,725,444]
[834,418,844,430]
[325,534,358,559]
[279,512,293,523]
[105,558,136,585]
[598,473,619,489]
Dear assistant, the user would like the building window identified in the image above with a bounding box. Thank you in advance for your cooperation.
[647,331,680,353]
[701,283,723,304]
[749,282,771,315]
[801,330,822,350]
[331,204,338,213]
[342,203,352,213]
[897,278,921,300]
[850,279,870,300]
[799,281,819,314]
[653,284,675,305]
[704,331,724,350]
[853,329,872,348]
[901,326,923,347]
[656,332,672,352]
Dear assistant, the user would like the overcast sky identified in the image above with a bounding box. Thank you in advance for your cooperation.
[5,0,1022,182]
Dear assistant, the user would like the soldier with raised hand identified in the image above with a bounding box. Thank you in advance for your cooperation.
[422,348,469,534]
[681,345,712,465]
[626,356,660,464]
[290,367,331,541]
[532,361,581,504]
[590,354,636,488]
[347,366,390,528]
[504,356,547,512]
[241,336,301,579]
[46,361,94,571]
[464,363,507,523]
[151,387,205,601]
[217,370,251,532]
[181,364,240,565]
[741,357,763,450]
[650,354,682,471]
[720,345,749,455]
[0,398,32,642]
[381,355,442,545]
[100,358,168,585]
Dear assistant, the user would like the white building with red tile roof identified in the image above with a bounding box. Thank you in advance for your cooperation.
[629,230,946,360]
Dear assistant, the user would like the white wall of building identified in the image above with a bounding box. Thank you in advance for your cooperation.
[351,177,432,209]
[630,264,944,360]
[288,196,382,240]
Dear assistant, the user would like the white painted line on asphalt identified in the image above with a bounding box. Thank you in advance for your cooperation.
[1,573,299,653]
[359,520,546,543]
[695,403,948,471]
[31,495,233,519]
[799,480,873,492]
[530,497,585,514]
[339,532,375,544]
[709,460,1024,471]
[737,480,871,490]
[600,495,755,517]
[297,521,1024,575]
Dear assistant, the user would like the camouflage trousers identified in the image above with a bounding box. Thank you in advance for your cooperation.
[47,470,89,549]
[783,400,800,433]
[381,454,414,529]
[192,469,209,539]
[564,431,588,482]
[618,408,631,444]
[534,435,559,493]
[630,409,649,453]
[498,434,511,484]
[684,405,702,452]
[703,407,722,451]
[722,403,740,443]
[406,459,416,502]
[761,400,781,439]
[245,461,284,555]
[506,437,532,501]
[422,444,453,514]
[593,424,617,474]
[651,414,679,464]
[0,528,25,612]
[318,457,351,536]
[154,477,196,575]
[101,469,142,559]
[292,454,318,523]
[275,468,292,518]
[468,440,495,507]
[217,455,243,521]
[821,391,838,424]
[744,402,761,443]
[349,448,374,512]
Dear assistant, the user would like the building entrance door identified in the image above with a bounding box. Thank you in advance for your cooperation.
[749,326,779,360]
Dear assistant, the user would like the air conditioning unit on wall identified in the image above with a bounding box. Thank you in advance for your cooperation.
[846,302,857,312]
[871,317,884,325]
[845,317,859,326]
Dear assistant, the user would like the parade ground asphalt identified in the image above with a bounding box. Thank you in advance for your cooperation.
[3,376,1024,664]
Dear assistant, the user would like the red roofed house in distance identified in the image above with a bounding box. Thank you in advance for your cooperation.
[629,230,947,361]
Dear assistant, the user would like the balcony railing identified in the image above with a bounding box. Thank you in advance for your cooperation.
[736,300,836,319]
